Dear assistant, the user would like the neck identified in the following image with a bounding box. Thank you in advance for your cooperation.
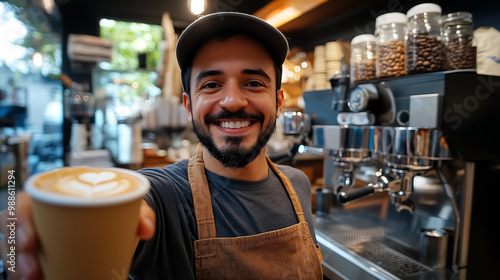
[202,147,269,181]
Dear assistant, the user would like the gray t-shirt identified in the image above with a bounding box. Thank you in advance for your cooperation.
[130,159,316,279]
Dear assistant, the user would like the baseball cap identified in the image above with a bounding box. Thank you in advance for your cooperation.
[176,12,289,73]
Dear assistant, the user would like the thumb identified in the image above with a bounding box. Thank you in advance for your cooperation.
[137,199,155,240]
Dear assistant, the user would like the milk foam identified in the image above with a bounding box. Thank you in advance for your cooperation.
[34,167,140,198]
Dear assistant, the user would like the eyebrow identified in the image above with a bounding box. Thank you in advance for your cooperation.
[194,70,223,86]
[242,68,271,82]
[194,68,272,86]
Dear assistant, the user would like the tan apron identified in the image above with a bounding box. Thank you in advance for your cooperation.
[188,144,323,280]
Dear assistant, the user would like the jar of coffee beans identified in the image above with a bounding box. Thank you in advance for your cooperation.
[375,12,407,78]
[441,12,476,70]
[405,3,445,74]
[351,34,377,82]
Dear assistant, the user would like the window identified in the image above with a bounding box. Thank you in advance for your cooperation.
[0,1,64,176]
[99,19,163,71]
[0,1,61,77]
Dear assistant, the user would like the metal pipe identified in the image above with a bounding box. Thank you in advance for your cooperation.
[436,168,461,274]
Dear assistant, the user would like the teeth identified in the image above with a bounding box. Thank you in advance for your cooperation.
[219,121,251,129]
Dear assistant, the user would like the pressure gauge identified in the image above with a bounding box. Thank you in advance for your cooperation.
[347,85,379,113]
[348,87,368,112]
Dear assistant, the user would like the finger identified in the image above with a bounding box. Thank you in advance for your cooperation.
[137,199,155,240]
[13,253,43,280]
[16,192,38,253]
[0,208,11,269]
[0,193,34,255]
[1,192,42,280]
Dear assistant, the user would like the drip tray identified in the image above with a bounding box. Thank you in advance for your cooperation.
[349,241,431,277]
[315,215,440,280]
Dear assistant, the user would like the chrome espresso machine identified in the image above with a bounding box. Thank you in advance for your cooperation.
[304,69,500,280]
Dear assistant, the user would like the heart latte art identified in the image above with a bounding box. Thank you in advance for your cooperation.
[34,167,140,198]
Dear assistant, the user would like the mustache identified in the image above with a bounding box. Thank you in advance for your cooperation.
[204,110,265,126]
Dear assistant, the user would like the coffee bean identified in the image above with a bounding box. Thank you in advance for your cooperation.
[405,33,445,74]
[377,40,405,78]
[353,60,376,81]
[444,35,476,70]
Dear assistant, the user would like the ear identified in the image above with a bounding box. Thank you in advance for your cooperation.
[276,88,284,117]
[182,92,193,121]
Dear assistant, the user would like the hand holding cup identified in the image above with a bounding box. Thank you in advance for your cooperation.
[19,166,153,280]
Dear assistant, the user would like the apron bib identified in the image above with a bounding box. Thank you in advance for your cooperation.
[188,144,322,279]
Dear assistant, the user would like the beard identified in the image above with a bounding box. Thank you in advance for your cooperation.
[192,109,277,168]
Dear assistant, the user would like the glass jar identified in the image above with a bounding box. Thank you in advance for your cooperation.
[351,34,377,82]
[375,12,407,78]
[441,12,476,70]
[405,3,445,74]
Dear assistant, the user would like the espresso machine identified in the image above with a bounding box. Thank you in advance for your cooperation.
[305,69,500,279]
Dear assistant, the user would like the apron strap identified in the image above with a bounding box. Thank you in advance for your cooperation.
[188,143,217,240]
[266,157,306,223]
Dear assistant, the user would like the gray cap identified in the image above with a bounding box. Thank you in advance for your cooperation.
[176,12,289,72]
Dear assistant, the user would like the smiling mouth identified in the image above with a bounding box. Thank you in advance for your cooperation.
[218,120,252,129]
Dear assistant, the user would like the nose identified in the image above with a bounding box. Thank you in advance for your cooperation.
[219,81,248,112]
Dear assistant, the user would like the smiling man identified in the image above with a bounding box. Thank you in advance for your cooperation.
[1,12,323,280]
[188,33,280,171]
[135,12,323,279]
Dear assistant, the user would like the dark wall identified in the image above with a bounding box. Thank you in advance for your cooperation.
[58,3,100,86]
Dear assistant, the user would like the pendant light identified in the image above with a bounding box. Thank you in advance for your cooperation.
[188,0,206,15]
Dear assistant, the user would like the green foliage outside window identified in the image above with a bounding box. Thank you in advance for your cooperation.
[99,19,163,71]
[0,0,61,77]
[98,19,163,103]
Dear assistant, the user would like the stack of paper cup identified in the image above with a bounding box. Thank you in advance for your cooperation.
[325,41,343,80]
[312,45,329,90]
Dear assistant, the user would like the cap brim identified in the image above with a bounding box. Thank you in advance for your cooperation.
[176,12,288,72]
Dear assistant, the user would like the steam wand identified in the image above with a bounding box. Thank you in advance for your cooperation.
[269,135,324,164]
[268,141,302,164]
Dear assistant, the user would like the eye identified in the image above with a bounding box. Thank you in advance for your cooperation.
[245,80,265,87]
[201,81,221,89]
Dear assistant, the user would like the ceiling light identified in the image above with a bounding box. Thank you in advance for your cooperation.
[265,7,301,28]
[254,0,328,28]
[188,0,206,15]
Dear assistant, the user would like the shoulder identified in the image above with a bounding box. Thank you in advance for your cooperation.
[138,159,189,183]
[274,164,311,193]
[137,159,192,204]
[138,159,190,190]
[274,164,310,183]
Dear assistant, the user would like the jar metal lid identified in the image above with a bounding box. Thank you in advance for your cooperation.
[376,12,407,27]
[406,3,442,18]
[351,34,376,45]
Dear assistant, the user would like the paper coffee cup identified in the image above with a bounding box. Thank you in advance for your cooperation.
[25,166,150,280]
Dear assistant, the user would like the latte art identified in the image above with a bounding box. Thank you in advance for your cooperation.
[59,173,132,198]
[34,167,140,198]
